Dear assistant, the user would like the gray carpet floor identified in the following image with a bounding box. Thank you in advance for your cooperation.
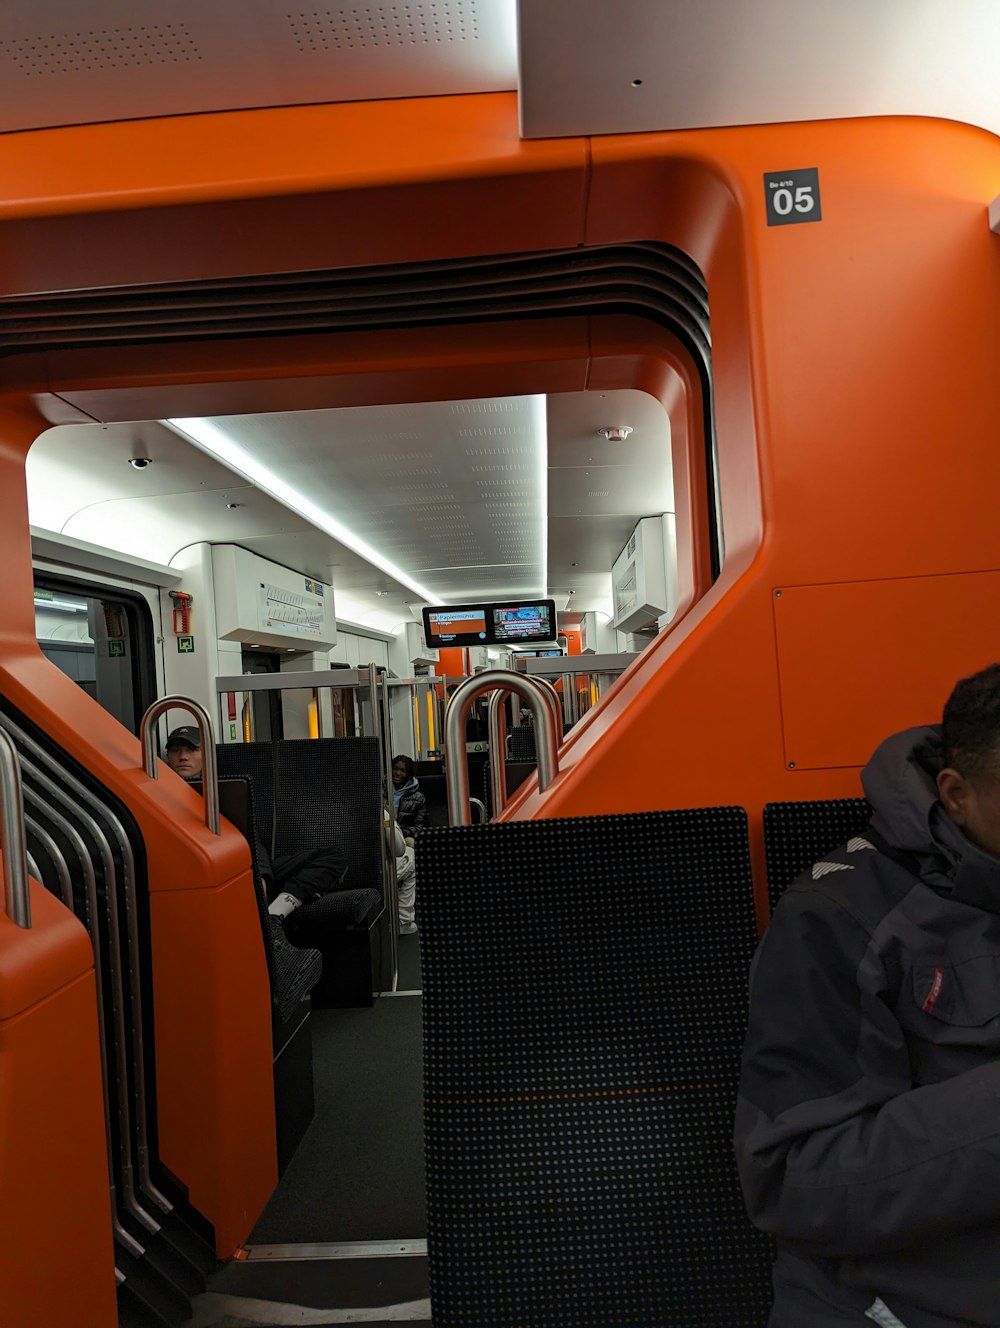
[249,961,425,1243]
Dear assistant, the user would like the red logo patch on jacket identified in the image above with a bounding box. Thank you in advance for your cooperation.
[922,967,945,1014]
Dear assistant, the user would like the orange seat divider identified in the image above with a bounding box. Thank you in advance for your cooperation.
[0,881,117,1328]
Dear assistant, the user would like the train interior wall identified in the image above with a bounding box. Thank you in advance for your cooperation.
[3,91,1000,1322]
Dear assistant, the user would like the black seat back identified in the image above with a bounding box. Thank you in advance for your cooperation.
[762,798,872,913]
[194,774,272,976]
[508,724,537,764]
[199,775,321,1024]
[418,806,773,1327]
[216,742,278,853]
[217,737,384,890]
[274,738,382,889]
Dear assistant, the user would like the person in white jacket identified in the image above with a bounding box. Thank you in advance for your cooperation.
[385,811,417,935]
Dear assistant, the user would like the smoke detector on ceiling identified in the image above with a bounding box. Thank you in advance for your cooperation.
[600,426,633,443]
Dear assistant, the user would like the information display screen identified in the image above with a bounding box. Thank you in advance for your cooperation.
[422,598,557,648]
[492,601,555,643]
[423,606,488,645]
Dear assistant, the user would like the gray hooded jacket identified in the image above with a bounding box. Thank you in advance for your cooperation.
[735,725,1000,1328]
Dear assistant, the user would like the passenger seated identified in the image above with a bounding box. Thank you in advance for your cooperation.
[164,726,347,934]
[163,725,203,781]
[391,754,427,844]
[385,810,416,936]
[736,662,1000,1326]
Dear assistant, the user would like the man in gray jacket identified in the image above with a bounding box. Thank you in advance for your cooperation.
[736,662,1000,1327]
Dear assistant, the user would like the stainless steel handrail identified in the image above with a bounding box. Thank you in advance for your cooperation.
[368,665,399,988]
[533,674,565,746]
[140,696,220,835]
[486,676,562,818]
[4,710,174,1219]
[444,670,560,826]
[0,727,30,928]
[486,689,508,816]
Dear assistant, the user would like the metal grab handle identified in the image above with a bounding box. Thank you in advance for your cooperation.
[0,728,30,928]
[444,670,560,826]
[538,675,565,746]
[487,689,508,816]
[487,676,563,818]
[140,696,220,836]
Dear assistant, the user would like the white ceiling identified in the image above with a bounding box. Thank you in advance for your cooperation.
[26,388,672,631]
[2,1,1000,141]
[0,0,517,133]
[519,0,1000,139]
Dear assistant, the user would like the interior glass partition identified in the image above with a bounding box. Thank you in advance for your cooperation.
[513,653,631,729]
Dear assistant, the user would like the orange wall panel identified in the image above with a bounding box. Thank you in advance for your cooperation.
[150,872,277,1255]
[773,573,1000,770]
[0,396,277,1256]
[0,885,117,1328]
[0,94,588,294]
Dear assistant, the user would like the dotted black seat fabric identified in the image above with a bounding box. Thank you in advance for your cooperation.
[274,737,382,884]
[269,925,323,1024]
[288,887,382,931]
[418,807,773,1327]
[482,758,536,818]
[216,742,277,851]
[212,777,322,1024]
[217,737,383,918]
[763,798,872,914]
[508,723,537,764]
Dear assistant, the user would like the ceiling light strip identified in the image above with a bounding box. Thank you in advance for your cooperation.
[164,417,437,603]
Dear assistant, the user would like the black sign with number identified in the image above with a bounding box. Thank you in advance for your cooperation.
[764,167,822,226]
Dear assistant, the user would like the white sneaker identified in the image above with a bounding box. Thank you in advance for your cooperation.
[399,921,418,935]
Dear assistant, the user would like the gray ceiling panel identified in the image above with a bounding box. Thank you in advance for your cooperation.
[0,0,517,132]
[518,0,1000,140]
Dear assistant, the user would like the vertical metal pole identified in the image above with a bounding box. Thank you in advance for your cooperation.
[0,728,30,928]
[566,680,578,727]
[368,666,398,989]
[487,689,508,817]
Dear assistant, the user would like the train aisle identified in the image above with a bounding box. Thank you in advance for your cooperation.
[185,933,431,1327]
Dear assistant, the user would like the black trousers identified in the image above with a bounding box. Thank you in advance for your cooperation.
[266,844,349,905]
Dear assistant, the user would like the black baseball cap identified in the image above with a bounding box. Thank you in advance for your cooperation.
[165,726,201,750]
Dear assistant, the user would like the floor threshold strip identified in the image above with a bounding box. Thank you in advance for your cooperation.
[377,989,422,998]
[241,1239,427,1261]
[187,1291,431,1325]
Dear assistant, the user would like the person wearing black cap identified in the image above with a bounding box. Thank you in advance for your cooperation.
[163,726,203,781]
[163,723,346,927]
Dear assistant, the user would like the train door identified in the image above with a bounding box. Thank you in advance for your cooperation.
[240,647,285,743]
[33,572,158,736]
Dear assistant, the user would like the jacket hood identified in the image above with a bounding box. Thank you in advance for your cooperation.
[392,775,419,807]
[862,722,1000,910]
[861,724,943,857]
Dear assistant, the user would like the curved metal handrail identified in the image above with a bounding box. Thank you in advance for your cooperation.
[0,728,30,928]
[486,689,508,816]
[140,697,220,835]
[486,676,563,818]
[445,670,560,826]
